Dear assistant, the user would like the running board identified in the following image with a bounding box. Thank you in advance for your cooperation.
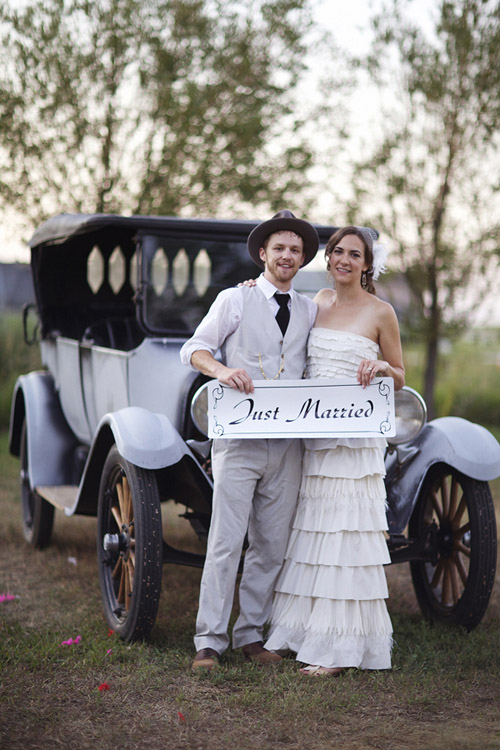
[162,541,244,573]
[162,541,205,568]
[36,485,78,511]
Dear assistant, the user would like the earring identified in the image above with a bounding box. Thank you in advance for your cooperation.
[361,271,367,289]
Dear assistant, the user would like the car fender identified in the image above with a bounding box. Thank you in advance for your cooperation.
[73,406,205,516]
[385,416,500,534]
[96,406,189,469]
[9,371,80,488]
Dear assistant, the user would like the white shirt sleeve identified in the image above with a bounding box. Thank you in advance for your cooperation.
[180,287,243,369]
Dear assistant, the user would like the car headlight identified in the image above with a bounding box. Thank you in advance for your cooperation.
[388,386,427,446]
[191,382,427,445]
[191,382,209,437]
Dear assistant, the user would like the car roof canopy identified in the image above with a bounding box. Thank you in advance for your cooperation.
[29,213,262,249]
[29,213,338,340]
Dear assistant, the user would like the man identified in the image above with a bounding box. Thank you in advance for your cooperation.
[180,210,319,670]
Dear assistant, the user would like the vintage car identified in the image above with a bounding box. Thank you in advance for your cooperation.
[9,212,500,641]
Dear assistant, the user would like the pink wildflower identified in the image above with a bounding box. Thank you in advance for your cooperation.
[0,593,17,603]
[60,635,82,646]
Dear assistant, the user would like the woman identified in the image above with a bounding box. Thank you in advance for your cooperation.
[264,225,405,676]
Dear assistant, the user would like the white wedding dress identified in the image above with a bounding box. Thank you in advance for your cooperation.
[265,328,393,669]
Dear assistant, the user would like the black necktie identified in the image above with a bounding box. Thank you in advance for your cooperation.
[274,292,290,336]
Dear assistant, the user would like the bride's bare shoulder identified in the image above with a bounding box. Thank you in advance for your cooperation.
[313,288,336,306]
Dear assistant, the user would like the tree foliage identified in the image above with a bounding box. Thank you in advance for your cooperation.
[349,0,500,417]
[0,0,318,230]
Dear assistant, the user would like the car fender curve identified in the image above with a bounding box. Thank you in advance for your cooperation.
[385,417,500,534]
[72,407,195,517]
[430,417,500,479]
[96,407,188,470]
[9,371,80,488]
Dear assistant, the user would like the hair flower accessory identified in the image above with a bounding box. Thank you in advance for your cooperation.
[372,242,388,281]
[356,226,388,280]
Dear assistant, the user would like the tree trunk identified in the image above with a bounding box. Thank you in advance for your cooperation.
[423,259,440,420]
[423,331,439,421]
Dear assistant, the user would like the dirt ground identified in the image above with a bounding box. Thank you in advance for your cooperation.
[1,460,500,750]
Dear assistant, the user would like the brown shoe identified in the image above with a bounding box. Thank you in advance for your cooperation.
[242,641,282,665]
[192,647,219,671]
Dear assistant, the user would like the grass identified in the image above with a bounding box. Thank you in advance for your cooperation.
[403,328,500,433]
[1,432,500,750]
[0,313,41,428]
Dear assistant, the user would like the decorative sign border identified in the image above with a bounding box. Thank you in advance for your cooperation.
[206,378,395,439]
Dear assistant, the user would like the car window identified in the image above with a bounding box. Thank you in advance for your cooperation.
[139,234,254,336]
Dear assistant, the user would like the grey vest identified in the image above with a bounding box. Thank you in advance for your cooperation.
[221,286,311,380]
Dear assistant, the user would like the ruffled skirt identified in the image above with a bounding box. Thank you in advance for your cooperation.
[265,438,393,669]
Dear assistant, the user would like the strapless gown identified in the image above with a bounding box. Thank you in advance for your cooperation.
[264,328,392,669]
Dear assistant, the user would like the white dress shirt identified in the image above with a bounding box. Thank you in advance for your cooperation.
[180,274,317,370]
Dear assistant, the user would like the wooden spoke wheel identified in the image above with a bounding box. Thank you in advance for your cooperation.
[97,446,162,641]
[409,464,497,631]
[20,419,54,548]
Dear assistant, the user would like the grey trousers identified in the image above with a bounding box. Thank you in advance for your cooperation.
[194,437,302,654]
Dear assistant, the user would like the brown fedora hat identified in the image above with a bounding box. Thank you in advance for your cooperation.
[247,210,319,269]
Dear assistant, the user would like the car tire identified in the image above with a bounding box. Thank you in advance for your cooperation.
[97,445,163,641]
[20,419,54,548]
[409,463,497,631]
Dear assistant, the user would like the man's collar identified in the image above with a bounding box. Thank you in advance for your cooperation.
[256,274,294,300]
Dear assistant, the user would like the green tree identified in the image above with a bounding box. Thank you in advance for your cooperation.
[349,0,500,418]
[0,0,319,232]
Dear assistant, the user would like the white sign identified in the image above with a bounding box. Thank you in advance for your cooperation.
[206,378,395,439]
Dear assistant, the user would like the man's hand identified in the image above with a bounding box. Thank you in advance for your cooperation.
[216,365,254,394]
[190,350,254,393]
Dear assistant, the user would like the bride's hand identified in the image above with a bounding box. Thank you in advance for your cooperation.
[358,359,388,388]
[237,279,257,287]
